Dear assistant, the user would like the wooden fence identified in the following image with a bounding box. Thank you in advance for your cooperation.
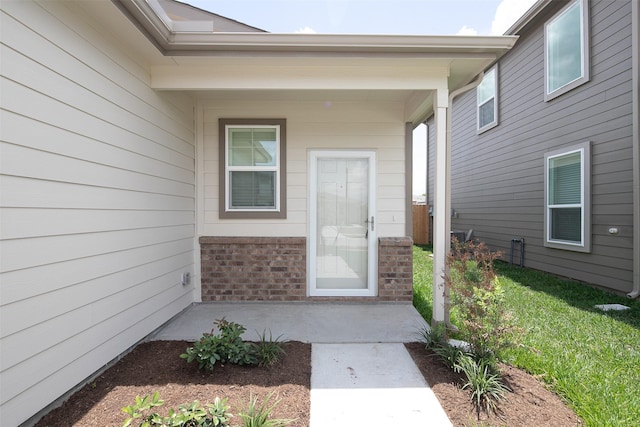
[412,204,430,245]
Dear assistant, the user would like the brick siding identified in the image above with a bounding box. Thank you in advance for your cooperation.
[377,237,414,302]
[199,236,413,302]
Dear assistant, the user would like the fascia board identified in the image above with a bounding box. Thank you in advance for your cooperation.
[168,33,518,54]
[504,0,554,35]
[114,0,517,57]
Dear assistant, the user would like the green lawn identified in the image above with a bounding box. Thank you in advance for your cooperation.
[412,244,640,427]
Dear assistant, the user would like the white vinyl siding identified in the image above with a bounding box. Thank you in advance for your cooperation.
[477,66,498,132]
[0,2,195,426]
[545,0,590,100]
[201,99,407,238]
[544,142,591,252]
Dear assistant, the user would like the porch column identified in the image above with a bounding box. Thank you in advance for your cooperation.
[432,87,451,325]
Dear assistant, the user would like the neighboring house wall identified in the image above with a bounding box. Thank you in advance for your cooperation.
[444,0,634,293]
[199,99,410,299]
[0,2,196,425]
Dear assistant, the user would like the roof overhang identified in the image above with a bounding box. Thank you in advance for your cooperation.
[114,0,517,57]
[504,0,556,35]
[108,0,518,125]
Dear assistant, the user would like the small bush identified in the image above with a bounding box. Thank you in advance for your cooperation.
[238,392,294,427]
[418,323,448,350]
[433,343,472,371]
[445,241,520,362]
[255,330,287,367]
[455,355,510,417]
[181,318,257,371]
[121,392,232,427]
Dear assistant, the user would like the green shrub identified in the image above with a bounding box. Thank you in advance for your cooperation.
[181,318,258,371]
[418,322,448,351]
[238,392,294,427]
[121,392,232,427]
[254,330,287,367]
[433,343,473,371]
[445,241,520,362]
[455,355,510,417]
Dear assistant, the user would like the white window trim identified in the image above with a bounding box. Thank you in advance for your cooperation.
[225,124,280,212]
[544,0,590,101]
[218,118,287,220]
[477,65,499,133]
[544,141,591,252]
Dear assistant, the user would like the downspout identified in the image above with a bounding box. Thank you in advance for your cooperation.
[441,71,485,325]
[629,0,640,299]
[425,120,430,205]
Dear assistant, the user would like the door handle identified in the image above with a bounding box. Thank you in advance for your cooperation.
[364,216,375,231]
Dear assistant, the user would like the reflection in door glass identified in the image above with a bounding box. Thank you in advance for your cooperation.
[316,158,368,289]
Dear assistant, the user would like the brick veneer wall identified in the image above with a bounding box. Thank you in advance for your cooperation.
[377,237,414,302]
[200,237,306,301]
[199,236,413,302]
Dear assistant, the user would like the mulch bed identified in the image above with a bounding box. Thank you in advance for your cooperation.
[405,342,583,426]
[36,341,311,427]
[36,340,581,426]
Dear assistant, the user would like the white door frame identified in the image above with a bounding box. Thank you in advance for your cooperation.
[308,150,377,297]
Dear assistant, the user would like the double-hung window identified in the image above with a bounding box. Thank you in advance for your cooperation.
[477,65,498,132]
[544,142,590,252]
[544,0,589,101]
[219,119,286,219]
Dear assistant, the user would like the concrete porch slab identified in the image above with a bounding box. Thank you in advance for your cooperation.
[148,302,451,426]
[149,302,429,343]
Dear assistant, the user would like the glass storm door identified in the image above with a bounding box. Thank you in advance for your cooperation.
[309,151,376,296]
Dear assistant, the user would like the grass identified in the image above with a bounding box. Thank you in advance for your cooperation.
[413,244,640,427]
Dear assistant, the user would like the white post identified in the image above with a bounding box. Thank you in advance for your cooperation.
[432,87,451,324]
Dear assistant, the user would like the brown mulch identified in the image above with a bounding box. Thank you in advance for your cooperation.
[405,343,583,426]
[36,341,311,427]
[36,340,582,426]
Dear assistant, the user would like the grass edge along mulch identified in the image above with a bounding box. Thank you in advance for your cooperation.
[412,244,640,427]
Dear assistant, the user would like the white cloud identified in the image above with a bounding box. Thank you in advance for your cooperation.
[296,26,317,34]
[456,25,478,36]
[491,0,538,35]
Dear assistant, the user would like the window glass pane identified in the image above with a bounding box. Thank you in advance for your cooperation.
[477,69,495,104]
[478,98,495,129]
[230,171,276,208]
[229,128,277,166]
[547,1,583,93]
[549,152,581,205]
[551,207,581,241]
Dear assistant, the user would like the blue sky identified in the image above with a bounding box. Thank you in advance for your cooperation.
[187,0,537,36]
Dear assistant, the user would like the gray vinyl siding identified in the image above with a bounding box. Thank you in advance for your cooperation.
[446,0,634,293]
[0,2,195,425]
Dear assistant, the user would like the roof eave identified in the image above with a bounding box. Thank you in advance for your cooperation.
[113,0,517,57]
[169,32,518,54]
[504,0,555,35]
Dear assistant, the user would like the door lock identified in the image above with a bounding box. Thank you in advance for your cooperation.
[364,216,375,231]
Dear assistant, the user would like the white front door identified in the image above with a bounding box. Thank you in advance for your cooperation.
[309,150,376,296]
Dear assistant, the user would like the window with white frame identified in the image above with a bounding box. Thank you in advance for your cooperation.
[544,141,590,252]
[219,119,286,219]
[545,0,589,101]
[477,65,498,132]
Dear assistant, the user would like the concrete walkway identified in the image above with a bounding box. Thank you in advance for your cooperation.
[150,303,452,426]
